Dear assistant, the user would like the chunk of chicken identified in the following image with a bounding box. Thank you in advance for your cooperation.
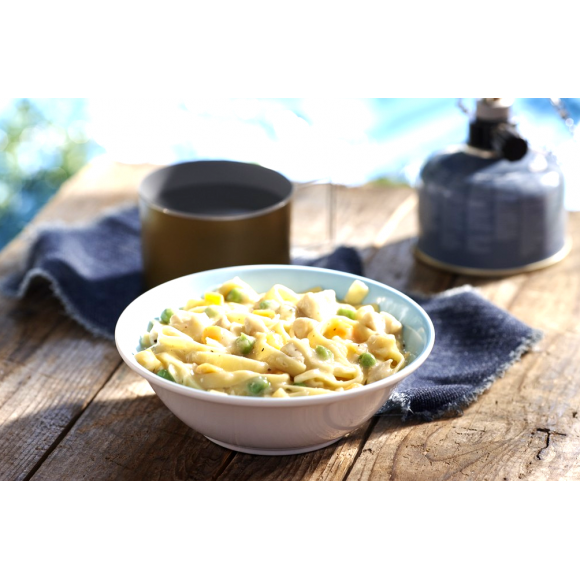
[281,342,305,363]
[278,302,297,321]
[381,312,403,334]
[296,290,337,322]
[357,305,386,333]
[368,361,395,384]
[228,322,244,336]
[367,334,398,360]
[292,317,318,339]
[244,313,269,336]
[214,315,232,331]
[170,311,211,342]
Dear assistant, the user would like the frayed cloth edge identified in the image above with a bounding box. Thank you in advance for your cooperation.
[2,267,114,341]
[378,327,544,421]
[0,205,138,342]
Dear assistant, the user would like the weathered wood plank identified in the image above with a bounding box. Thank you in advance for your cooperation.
[33,364,374,481]
[0,160,157,480]
[5,157,578,481]
[347,331,580,481]
[347,213,580,481]
[0,318,121,480]
[32,365,233,481]
[216,422,376,481]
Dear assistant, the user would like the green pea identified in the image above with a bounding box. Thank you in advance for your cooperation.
[226,288,244,303]
[359,353,377,368]
[260,300,279,311]
[157,369,176,382]
[161,308,175,324]
[337,307,356,320]
[235,333,256,356]
[205,307,219,318]
[293,382,308,387]
[247,376,270,396]
[316,345,334,361]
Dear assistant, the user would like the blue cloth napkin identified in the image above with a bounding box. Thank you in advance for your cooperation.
[1,206,542,420]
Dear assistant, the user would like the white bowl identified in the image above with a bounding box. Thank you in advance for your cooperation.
[115,265,435,456]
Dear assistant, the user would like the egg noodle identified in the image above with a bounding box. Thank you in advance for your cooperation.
[135,278,408,398]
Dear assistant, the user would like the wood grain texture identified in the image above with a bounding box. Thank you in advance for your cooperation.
[347,217,580,481]
[0,160,157,480]
[33,363,374,481]
[216,422,376,481]
[2,157,579,481]
[32,365,233,481]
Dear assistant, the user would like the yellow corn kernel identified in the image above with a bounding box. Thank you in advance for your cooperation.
[195,363,222,374]
[253,309,276,319]
[204,292,224,306]
[266,333,284,350]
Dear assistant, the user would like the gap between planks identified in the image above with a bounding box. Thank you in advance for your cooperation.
[23,360,124,481]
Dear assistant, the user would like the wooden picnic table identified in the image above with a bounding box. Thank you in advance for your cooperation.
[1,156,579,481]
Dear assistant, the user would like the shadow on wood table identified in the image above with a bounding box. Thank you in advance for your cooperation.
[2,160,580,481]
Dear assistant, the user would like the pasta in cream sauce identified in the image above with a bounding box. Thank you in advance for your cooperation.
[135,278,408,398]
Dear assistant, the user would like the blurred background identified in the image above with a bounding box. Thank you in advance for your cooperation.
[1,97,579,251]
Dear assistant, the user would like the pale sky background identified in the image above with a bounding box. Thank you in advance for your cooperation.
[1,97,579,203]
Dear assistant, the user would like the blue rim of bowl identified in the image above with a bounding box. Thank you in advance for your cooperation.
[115,265,435,408]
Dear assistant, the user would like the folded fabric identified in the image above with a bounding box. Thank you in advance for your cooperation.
[1,206,542,420]
[379,287,542,419]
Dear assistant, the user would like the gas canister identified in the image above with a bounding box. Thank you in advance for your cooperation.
[416,98,570,276]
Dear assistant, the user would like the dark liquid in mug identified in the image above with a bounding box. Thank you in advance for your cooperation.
[158,184,281,216]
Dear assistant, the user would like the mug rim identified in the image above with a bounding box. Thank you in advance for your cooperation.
[139,160,294,223]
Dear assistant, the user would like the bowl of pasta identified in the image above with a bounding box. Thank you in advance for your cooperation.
[115,265,435,455]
